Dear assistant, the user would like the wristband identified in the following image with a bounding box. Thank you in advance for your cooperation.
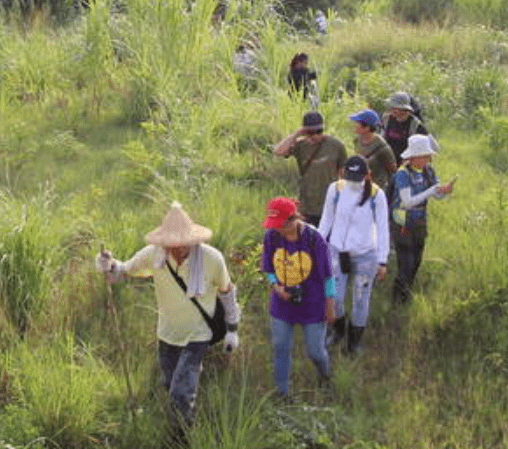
[266,272,278,285]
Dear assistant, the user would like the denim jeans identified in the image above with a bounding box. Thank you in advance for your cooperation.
[271,317,329,396]
[158,340,209,424]
[332,248,377,327]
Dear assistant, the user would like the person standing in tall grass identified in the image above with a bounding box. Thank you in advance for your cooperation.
[318,156,389,355]
[261,197,336,401]
[350,108,397,191]
[389,135,455,304]
[287,53,317,101]
[382,92,428,166]
[95,202,241,440]
[273,111,347,227]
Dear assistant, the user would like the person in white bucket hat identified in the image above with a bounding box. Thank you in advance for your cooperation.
[95,201,240,439]
[388,135,456,304]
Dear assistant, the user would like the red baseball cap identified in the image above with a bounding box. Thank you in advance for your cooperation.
[263,197,298,229]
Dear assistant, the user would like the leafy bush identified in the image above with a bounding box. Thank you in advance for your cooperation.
[462,67,506,128]
[0,204,52,336]
[455,0,508,29]
[385,0,456,24]
[0,404,43,448]
[3,337,119,448]
[481,109,508,154]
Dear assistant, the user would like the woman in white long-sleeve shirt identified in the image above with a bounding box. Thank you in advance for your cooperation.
[318,155,389,355]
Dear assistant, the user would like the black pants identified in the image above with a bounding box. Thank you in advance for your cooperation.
[393,235,426,303]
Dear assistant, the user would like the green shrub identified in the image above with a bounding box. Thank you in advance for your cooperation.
[462,67,507,128]
[388,0,456,25]
[456,0,508,29]
[4,337,119,448]
[481,110,508,153]
[0,205,52,336]
[0,404,43,448]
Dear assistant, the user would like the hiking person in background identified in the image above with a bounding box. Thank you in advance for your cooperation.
[261,197,336,401]
[287,53,317,101]
[318,156,389,355]
[95,202,240,441]
[273,111,347,227]
[382,91,428,166]
[315,10,328,35]
[233,37,259,92]
[389,135,455,304]
[350,108,396,191]
[211,1,227,29]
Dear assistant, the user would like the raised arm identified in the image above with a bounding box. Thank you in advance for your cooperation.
[273,128,307,157]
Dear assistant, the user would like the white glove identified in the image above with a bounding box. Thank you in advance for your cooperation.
[95,250,125,283]
[223,331,239,353]
[95,250,113,272]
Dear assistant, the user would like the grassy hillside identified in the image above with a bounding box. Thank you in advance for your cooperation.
[1,1,508,448]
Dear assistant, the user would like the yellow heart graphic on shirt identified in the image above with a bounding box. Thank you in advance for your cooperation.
[273,249,312,287]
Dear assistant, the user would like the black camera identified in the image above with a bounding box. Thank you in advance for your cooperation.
[285,285,304,304]
[338,251,352,274]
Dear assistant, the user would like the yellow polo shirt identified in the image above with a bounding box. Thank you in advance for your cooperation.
[123,244,230,346]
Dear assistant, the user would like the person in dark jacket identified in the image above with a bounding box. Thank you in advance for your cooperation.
[287,53,317,100]
[382,92,428,166]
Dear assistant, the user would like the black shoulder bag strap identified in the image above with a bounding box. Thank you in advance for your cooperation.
[165,260,214,330]
[300,139,325,177]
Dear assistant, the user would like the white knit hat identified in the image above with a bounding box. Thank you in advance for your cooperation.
[145,202,212,247]
[400,135,436,159]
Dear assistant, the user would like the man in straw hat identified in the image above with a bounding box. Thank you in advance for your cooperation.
[273,111,347,227]
[389,135,456,304]
[95,201,240,431]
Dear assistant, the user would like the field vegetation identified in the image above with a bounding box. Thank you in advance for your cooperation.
[1,0,508,447]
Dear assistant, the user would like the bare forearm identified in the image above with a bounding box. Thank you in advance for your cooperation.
[273,131,300,156]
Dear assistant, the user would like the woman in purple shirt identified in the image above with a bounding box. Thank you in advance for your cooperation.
[262,197,336,400]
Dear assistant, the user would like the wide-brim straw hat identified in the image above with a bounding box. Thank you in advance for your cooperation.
[400,134,437,159]
[145,201,212,247]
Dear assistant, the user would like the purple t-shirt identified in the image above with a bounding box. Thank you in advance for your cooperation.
[262,225,332,325]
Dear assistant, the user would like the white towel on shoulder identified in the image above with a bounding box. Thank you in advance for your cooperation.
[187,244,205,298]
[153,244,205,297]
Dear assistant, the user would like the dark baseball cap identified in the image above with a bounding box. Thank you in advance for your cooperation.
[302,111,324,131]
[344,155,369,182]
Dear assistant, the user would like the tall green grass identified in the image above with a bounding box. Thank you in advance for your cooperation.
[1,2,508,448]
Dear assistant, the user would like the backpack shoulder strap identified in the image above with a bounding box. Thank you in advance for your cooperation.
[381,113,390,131]
[370,182,380,220]
[333,179,346,207]
[409,116,422,135]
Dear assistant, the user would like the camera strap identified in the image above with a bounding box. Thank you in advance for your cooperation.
[165,260,214,329]
[282,224,305,287]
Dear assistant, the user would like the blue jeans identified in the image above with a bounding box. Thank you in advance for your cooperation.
[158,340,209,424]
[332,248,377,327]
[271,317,329,396]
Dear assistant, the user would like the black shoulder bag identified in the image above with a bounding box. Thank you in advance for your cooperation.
[165,261,226,346]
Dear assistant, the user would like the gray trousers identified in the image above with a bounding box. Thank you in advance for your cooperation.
[158,339,209,424]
